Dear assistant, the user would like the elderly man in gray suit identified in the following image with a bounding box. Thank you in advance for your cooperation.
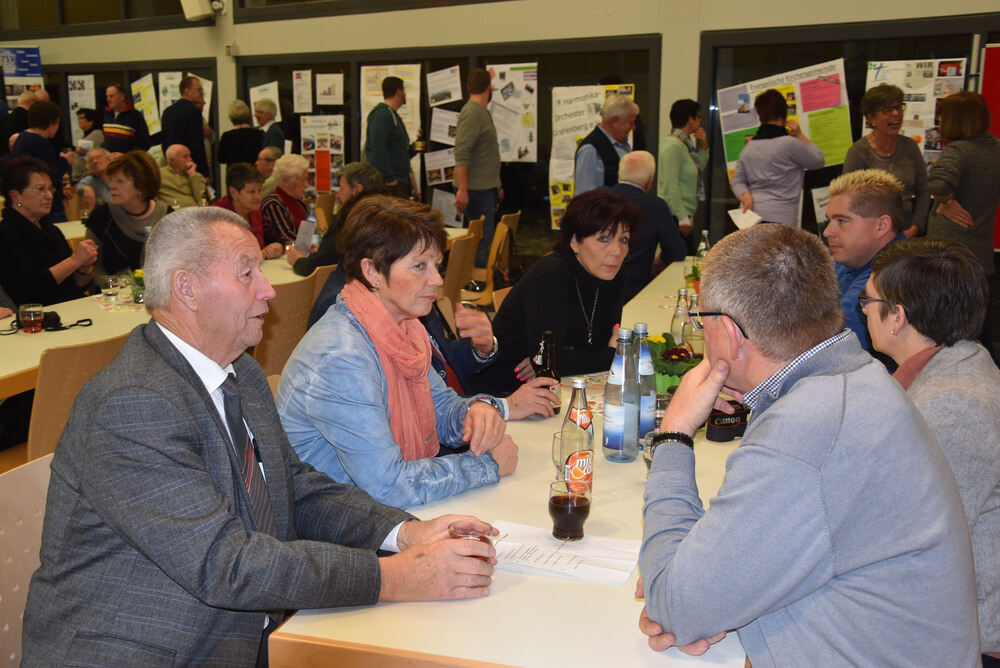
[21,207,496,667]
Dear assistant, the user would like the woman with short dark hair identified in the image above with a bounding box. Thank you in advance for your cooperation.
[864,237,1000,666]
[85,150,170,276]
[71,107,105,182]
[277,195,517,508]
[470,189,640,395]
[925,91,1000,276]
[11,100,76,222]
[730,88,825,225]
[843,84,929,237]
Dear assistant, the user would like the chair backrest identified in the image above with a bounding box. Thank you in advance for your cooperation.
[314,193,336,231]
[440,233,477,308]
[482,221,512,293]
[499,210,521,237]
[492,286,512,312]
[466,215,485,248]
[0,453,53,665]
[314,207,331,234]
[253,272,317,376]
[64,191,81,222]
[267,374,281,399]
[435,296,456,337]
[26,333,129,461]
[311,264,338,306]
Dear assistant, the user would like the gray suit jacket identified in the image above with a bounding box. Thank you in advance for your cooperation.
[908,339,1000,651]
[22,322,413,667]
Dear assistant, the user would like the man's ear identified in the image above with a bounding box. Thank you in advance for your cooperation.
[173,269,198,311]
[874,213,895,239]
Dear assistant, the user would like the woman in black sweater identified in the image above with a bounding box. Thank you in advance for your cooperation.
[469,190,639,395]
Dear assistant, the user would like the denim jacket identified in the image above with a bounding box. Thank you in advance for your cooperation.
[276,299,500,508]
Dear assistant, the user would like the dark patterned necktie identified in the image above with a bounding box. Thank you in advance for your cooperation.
[221,373,277,537]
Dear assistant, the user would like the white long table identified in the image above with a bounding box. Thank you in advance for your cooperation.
[269,260,747,667]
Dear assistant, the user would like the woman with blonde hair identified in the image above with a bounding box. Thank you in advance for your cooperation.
[217,99,264,167]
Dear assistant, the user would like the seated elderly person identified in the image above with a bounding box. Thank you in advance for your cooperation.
[156,143,207,209]
[260,153,309,246]
[277,195,519,508]
[87,150,170,276]
[76,147,111,213]
[256,146,282,196]
[864,238,1000,665]
[469,189,639,395]
[213,162,283,259]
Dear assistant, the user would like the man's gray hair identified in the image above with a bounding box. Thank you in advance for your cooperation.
[601,93,639,122]
[254,97,277,119]
[701,224,844,362]
[144,208,250,312]
[259,146,283,161]
[618,150,655,185]
[228,99,252,126]
[17,90,38,106]
[274,153,309,183]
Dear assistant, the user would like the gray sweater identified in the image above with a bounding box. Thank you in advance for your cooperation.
[927,132,1000,275]
[640,333,980,667]
[908,340,1000,652]
[843,134,930,234]
[453,100,501,190]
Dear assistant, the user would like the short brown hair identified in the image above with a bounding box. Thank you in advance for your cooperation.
[107,150,161,202]
[870,238,987,346]
[557,190,640,255]
[827,169,904,234]
[27,100,61,130]
[860,84,904,119]
[701,224,844,361]
[342,195,446,290]
[754,89,787,123]
[467,68,491,95]
[938,91,990,142]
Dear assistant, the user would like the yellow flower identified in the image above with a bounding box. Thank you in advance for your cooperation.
[134,269,144,278]
[648,334,666,344]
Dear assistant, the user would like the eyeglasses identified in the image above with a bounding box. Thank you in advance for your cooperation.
[689,309,750,339]
[22,186,56,195]
[878,103,906,114]
[858,293,888,309]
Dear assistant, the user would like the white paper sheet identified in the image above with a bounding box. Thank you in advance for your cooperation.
[727,208,762,230]
[426,65,462,107]
[315,73,344,106]
[293,69,312,114]
[430,107,459,146]
[430,188,464,228]
[492,520,639,587]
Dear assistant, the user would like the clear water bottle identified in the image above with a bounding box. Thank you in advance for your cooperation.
[633,323,657,439]
[696,229,711,260]
[560,379,594,487]
[670,288,689,344]
[603,328,639,462]
[682,294,704,356]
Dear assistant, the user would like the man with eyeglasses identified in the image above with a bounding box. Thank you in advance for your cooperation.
[256,146,282,196]
[823,169,908,356]
[637,223,979,666]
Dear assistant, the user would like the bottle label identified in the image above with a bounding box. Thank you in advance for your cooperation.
[638,346,654,375]
[568,406,593,433]
[563,449,593,492]
[607,355,624,386]
[640,392,656,436]
[603,403,624,451]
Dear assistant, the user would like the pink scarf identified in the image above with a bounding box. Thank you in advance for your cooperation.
[341,280,440,461]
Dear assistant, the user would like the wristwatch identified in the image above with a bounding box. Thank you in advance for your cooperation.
[646,431,695,460]
[472,395,505,419]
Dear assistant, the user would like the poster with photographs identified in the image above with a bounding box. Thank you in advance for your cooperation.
[717,59,851,176]
[67,75,96,145]
[426,66,462,107]
[424,148,455,185]
[1,47,44,111]
[158,72,183,112]
[487,63,537,162]
[131,73,161,135]
[430,107,459,146]
[864,58,967,164]
[300,114,345,192]
[360,64,421,151]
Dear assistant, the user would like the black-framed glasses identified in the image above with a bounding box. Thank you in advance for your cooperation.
[858,293,887,309]
[689,309,749,339]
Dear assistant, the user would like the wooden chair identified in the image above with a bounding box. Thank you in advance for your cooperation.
[315,193,336,231]
[499,210,521,237]
[492,286,512,312]
[435,295,456,338]
[0,452,53,665]
[253,271,317,376]
[314,207,331,234]
[466,215,485,250]
[64,191,81,221]
[461,222,512,308]
[26,333,129,461]
[439,233,477,309]
[267,374,281,399]
[311,264,338,306]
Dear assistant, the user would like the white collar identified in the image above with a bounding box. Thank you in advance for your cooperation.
[155,321,234,395]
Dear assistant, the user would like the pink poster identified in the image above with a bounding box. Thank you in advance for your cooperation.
[799,75,842,113]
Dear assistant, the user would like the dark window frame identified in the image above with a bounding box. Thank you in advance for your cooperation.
[0,0,208,40]
[697,11,1000,240]
[235,0,511,23]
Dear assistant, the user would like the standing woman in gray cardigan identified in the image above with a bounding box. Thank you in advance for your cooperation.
[926,91,1000,276]
[864,238,1000,666]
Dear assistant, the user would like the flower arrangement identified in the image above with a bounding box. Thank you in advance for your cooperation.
[646,333,702,392]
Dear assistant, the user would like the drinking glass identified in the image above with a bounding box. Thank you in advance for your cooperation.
[448,519,493,560]
[18,303,43,334]
[548,480,591,541]
[99,275,119,302]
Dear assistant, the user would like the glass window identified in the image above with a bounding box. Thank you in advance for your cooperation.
[2,0,60,29]
[127,0,183,17]
[65,0,123,24]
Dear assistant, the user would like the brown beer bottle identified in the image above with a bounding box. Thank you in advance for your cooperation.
[535,330,561,414]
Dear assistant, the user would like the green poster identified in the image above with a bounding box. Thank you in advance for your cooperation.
[806,106,853,166]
